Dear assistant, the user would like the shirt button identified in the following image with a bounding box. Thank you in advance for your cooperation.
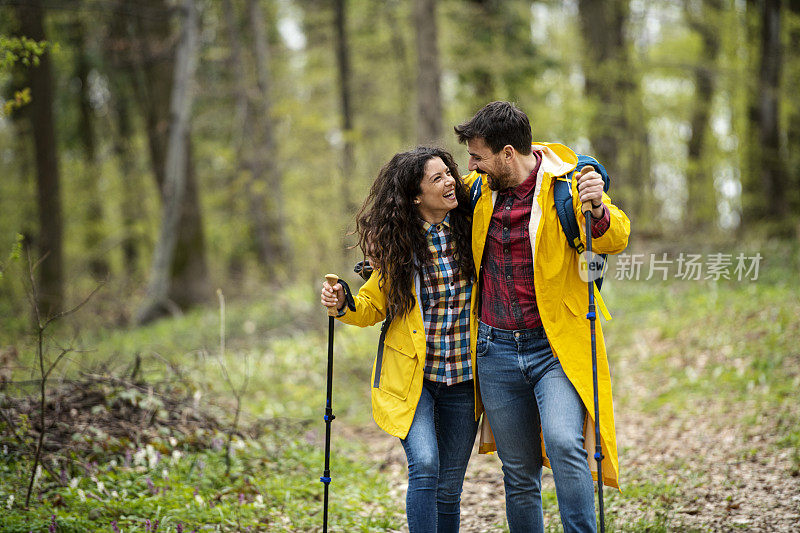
[503,227,508,232]
[505,206,511,210]
[450,282,454,286]
[506,275,511,280]
[413,330,417,334]
[504,248,509,253]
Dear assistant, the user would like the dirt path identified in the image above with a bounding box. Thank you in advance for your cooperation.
[351,396,800,532]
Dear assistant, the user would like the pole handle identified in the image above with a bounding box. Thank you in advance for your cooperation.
[325,274,339,317]
[579,165,594,215]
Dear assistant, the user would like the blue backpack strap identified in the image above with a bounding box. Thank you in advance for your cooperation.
[553,175,584,253]
[576,154,611,192]
[556,154,612,290]
[469,175,483,212]
[555,154,612,253]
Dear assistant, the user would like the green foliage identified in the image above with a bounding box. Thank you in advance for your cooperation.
[0,35,50,71]
[0,233,23,282]
[0,284,401,531]
[606,239,799,416]
[0,429,401,531]
[0,35,52,116]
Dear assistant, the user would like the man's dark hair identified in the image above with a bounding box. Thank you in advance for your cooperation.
[454,101,532,155]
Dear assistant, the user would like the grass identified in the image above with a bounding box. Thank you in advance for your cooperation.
[606,239,799,420]
[1,281,400,531]
[538,238,800,529]
[0,428,402,532]
[2,238,798,530]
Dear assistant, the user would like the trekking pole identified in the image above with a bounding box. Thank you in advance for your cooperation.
[321,274,339,533]
[580,166,605,533]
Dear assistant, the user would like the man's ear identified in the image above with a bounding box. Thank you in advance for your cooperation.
[503,145,515,161]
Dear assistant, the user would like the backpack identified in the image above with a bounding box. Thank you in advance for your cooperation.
[468,153,613,319]
[553,154,611,290]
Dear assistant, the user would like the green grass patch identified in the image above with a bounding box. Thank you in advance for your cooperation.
[0,427,402,532]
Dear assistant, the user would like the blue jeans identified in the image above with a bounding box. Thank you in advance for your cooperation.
[400,379,479,533]
[476,321,596,533]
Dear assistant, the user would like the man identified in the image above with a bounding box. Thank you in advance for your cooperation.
[455,101,630,532]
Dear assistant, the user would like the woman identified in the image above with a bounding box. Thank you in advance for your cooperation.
[320,147,479,533]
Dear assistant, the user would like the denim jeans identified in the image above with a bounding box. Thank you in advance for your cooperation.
[400,379,479,533]
[476,321,596,533]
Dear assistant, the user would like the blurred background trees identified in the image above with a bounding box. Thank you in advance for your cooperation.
[1,0,798,328]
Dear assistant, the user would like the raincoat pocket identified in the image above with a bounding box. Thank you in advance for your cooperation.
[376,332,417,400]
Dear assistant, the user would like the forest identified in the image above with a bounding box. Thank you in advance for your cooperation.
[1,0,799,531]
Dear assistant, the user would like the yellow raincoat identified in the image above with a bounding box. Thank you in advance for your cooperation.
[465,142,630,489]
[337,265,482,439]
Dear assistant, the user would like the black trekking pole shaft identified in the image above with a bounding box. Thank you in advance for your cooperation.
[321,274,339,532]
[584,200,605,533]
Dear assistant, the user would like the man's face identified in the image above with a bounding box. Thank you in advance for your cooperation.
[466,137,513,191]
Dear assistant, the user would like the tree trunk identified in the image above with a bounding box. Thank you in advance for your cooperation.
[383,0,413,142]
[788,0,800,216]
[104,10,146,282]
[221,0,289,274]
[248,0,289,270]
[15,0,64,317]
[742,0,762,225]
[109,78,140,280]
[414,0,442,144]
[74,20,110,279]
[124,0,209,317]
[757,0,788,221]
[685,0,724,230]
[460,0,496,109]
[334,0,357,214]
[135,0,201,324]
[577,0,650,223]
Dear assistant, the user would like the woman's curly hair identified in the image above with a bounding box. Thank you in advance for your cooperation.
[354,146,475,319]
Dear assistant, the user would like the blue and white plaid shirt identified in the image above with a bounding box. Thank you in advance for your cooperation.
[419,215,473,385]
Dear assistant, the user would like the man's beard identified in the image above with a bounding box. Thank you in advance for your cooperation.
[484,164,514,191]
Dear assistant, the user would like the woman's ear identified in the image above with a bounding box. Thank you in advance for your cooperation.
[413,198,421,205]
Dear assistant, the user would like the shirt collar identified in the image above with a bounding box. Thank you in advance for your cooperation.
[422,213,451,235]
[503,150,543,200]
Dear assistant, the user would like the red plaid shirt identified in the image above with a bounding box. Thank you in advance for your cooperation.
[480,152,610,330]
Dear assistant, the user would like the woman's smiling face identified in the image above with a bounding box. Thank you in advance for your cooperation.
[415,157,458,224]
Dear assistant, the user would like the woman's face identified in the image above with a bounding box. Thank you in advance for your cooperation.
[415,157,458,224]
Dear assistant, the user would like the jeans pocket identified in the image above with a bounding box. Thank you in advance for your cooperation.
[476,336,489,357]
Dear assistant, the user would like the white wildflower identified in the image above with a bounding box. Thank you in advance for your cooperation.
[6,494,13,509]
[194,493,205,506]
[146,444,158,469]
[254,494,265,508]
[133,447,147,466]
[171,450,183,464]
[77,488,86,502]
[70,478,79,489]
[169,436,178,447]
